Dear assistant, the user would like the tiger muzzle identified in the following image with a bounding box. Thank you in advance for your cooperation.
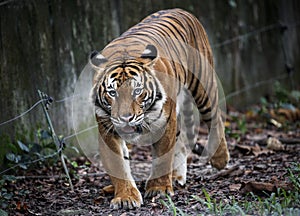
[112,114,143,135]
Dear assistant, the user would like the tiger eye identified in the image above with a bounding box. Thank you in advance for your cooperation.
[133,88,143,96]
[108,90,117,97]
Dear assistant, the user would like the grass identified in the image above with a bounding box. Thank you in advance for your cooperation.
[160,163,300,216]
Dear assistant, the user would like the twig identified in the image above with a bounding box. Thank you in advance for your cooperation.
[206,164,240,181]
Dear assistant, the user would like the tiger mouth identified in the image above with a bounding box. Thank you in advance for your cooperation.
[117,124,143,134]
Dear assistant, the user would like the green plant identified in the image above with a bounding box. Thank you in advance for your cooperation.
[192,189,246,216]
[1,129,59,172]
[237,116,247,135]
[189,166,300,216]
[225,115,247,140]
[160,195,186,216]
[288,162,300,191]
[244,163,300,215]
[274,81,290,104]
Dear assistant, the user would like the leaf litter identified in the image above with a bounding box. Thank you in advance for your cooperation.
[1,110,300,215]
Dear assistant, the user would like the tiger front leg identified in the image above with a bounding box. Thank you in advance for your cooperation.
[145,116,176,198]
[98,130,142,209]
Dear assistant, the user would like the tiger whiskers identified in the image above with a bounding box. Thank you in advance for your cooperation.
[104,124,115,136]
[96,117,115,136]
[142,121,151,131]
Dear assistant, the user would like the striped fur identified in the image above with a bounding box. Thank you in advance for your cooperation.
[90,9,229,209]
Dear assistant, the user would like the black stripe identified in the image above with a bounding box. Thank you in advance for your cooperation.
[203,108,217,124]
[152,21,182,42]
[126,64,143,72]
[151,107,164,122]
[197,95,209,110]
[129,71,138,76]
[161,18,187,42]
[200,106,211,115]
[106,65,122,73]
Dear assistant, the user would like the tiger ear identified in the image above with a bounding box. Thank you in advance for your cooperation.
[140,45,157,65]
[89,50,108,68]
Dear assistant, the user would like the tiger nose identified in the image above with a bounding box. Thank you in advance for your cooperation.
[120,113,134,122]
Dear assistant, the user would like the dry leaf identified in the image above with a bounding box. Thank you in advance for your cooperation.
[102,185,114,194]
[267,137,284,151]
[94,196,105,205]
[240,181,276,195]
[246,134,267,142]
[229,184,241,192]
[235,144,273,156]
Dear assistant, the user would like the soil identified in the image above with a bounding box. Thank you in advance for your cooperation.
[2,116,300,216]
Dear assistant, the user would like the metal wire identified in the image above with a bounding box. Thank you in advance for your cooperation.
[223,74,288,102]
[212,23,280,48]
[64,124,98,141]
[0,99,46,127]
[0,0,16,7]
[0,94,81,127]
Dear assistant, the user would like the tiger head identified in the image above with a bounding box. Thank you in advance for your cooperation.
[90,45,167,142]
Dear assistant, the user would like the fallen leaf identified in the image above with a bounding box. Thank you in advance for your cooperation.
[235,144,252,155]
[229,184,241,192]
[94,196,105,205]
[267,137,285,151]
[240,181,276,195]
[235,144,273,156]
[269,118,282,128]
[246,134,267,142]
[102,185,114,194]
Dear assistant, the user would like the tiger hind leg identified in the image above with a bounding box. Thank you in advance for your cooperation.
[197,86,229,169]
[204,112,230,170]
[172,132,187,186]
[172,90,198,185]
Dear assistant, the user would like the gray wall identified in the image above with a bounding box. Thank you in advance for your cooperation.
[0,0,299,139]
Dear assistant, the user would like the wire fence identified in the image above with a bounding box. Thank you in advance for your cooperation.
[212,23,280,48]
[0,19,298,176]
[0,0,15,7]
[0,99,46,127]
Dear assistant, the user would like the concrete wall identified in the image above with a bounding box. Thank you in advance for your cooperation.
[0,0,299,139]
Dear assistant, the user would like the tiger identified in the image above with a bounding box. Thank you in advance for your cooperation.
[90,8,229,209]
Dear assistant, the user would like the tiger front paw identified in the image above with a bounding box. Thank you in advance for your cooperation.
[110,186,143,210]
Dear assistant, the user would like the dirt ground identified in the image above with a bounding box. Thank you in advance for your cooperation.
[2,115,300,215]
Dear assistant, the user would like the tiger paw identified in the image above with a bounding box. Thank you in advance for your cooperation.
[145,185,174,198]
[145,176,174,198]
[210,145,229,170]
[110,187,143,209]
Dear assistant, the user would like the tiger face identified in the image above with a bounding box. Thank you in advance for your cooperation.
[91,45,167,143]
